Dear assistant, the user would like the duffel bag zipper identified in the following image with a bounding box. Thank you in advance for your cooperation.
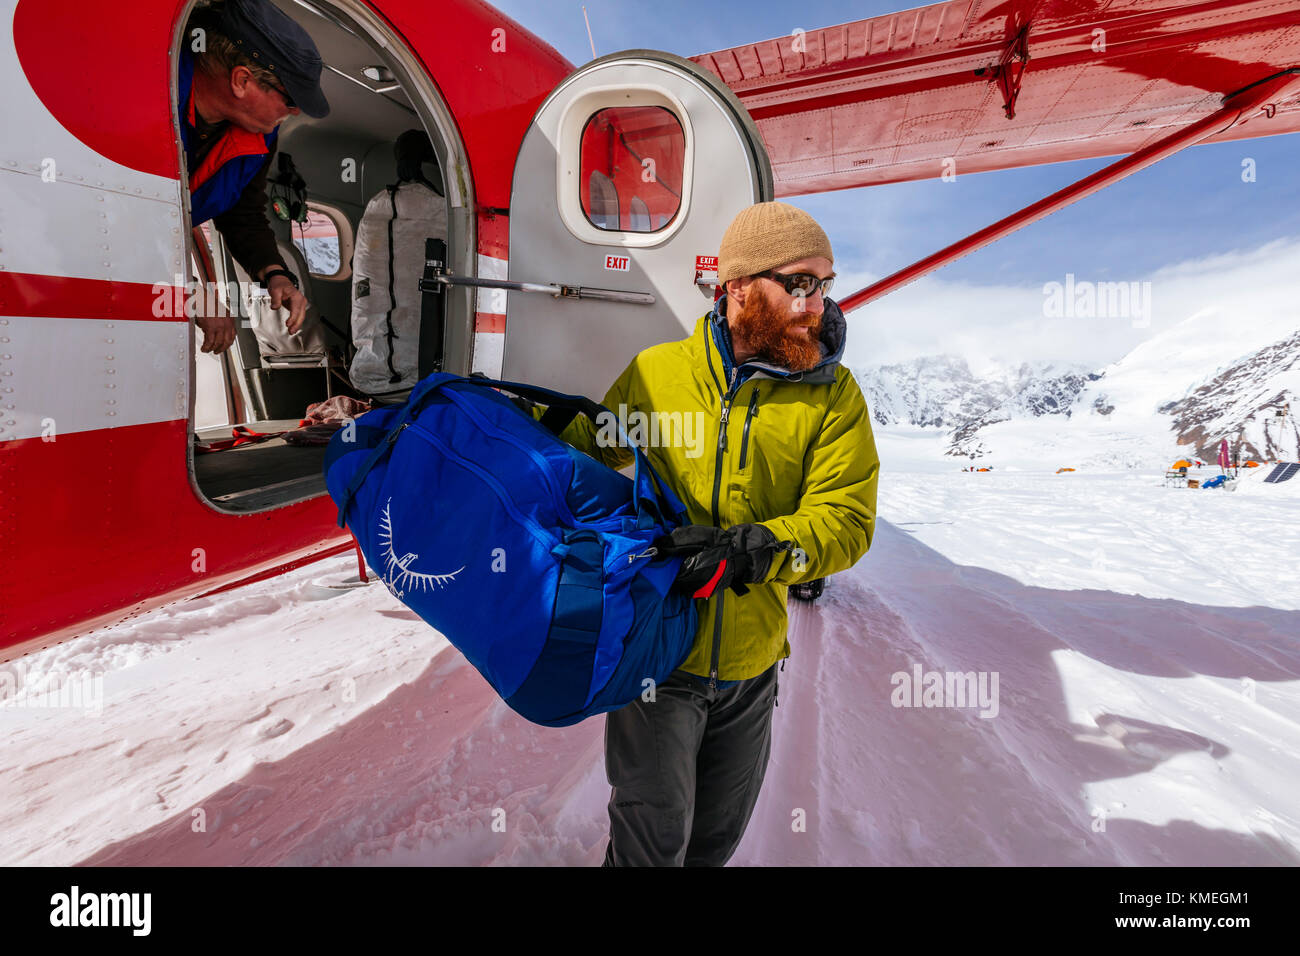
[439,386,582,529]
[444,387,663,570]
[408,423,559,553]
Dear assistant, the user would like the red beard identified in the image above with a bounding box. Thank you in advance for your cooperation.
[728,284,823,372]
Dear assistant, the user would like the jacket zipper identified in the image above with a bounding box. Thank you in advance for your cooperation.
[708,366,740,689]
[737,387,759,470]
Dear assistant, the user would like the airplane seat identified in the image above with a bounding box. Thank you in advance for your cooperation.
[247,239,331,365]
[349,129,447,404]
[228,240,337,421]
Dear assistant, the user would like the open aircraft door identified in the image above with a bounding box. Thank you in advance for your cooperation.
[501,50,773,400]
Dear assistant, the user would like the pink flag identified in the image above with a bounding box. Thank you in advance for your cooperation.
[1217,438,1230,469]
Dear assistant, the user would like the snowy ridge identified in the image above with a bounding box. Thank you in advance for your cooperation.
[861,308,1300,469]
[857,357,1096,432]
[1164,328,1300,463]
[857,356,996,429]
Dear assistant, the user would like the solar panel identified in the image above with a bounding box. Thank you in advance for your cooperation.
[1264,463,1300,483]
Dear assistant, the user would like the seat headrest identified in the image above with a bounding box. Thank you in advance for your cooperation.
[395,128,437,184]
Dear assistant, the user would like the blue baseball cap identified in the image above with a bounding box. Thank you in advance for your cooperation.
[219,0,330,118]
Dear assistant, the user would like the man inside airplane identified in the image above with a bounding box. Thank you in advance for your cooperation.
[181,0,330,354]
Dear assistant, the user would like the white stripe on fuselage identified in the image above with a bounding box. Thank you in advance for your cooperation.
[0,314,190,443]
[1,2,187,285]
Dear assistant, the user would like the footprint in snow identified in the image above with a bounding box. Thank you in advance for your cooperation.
[256,718,294,740]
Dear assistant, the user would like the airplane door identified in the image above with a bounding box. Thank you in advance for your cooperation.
[505,50,772,399]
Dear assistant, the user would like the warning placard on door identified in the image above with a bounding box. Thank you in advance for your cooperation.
[695,255,719,288]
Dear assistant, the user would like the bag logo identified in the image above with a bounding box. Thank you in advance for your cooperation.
[378,498,464,598]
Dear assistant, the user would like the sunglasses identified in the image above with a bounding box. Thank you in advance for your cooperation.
[758,270,835,297]
[262,76,296,110]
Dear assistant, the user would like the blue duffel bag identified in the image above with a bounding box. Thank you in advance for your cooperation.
[324,373,698,727]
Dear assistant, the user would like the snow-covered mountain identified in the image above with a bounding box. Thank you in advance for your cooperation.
[857,309,1300,469]
[1163,328,1300,463]
[858,357,1096,432]
[858,356,990,428]
[946,364,1101,458]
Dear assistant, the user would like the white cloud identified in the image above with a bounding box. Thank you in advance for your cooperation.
[837,237,1300,373]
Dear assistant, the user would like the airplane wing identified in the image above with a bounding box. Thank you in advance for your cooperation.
[690,0,1300,196]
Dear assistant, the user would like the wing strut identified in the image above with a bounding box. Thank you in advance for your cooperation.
[837,69,1300,314]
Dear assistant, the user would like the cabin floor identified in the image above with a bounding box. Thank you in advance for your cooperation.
[194,420,328,512]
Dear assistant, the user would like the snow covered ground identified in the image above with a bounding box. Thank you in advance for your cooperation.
[3,463,1299,866]
[876,435,1300,609]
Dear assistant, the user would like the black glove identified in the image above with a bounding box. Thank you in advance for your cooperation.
[653,523,790,598]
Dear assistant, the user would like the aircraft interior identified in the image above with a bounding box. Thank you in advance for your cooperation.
[186,0,456,513]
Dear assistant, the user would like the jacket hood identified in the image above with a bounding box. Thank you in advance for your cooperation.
[707,293,847,388]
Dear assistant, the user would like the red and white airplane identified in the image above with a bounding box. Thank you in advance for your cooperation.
[3,0,1298,658]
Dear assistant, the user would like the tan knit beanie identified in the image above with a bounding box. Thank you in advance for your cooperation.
[718,201,833,284]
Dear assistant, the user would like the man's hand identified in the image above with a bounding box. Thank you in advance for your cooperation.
[265,274,309,334]
[195,311,237,355]
[653,523,791,599]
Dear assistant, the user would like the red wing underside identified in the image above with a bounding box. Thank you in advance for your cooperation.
[690,0,1300,196]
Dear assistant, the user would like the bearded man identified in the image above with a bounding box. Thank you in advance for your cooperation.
[542,201,880,866]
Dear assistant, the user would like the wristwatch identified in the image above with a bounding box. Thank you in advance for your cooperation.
[262,267,299,290]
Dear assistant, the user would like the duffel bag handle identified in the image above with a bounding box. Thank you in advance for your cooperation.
[335,373,467,527]
[450,375,687,530]
[333,373,687,532]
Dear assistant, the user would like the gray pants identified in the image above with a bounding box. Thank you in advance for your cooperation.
[601,663,779,866]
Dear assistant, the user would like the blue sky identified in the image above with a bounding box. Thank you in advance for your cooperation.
[490,0,1300,369]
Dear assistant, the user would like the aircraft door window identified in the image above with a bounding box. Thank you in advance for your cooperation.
[579,106,684,233]
[291,203,352,281]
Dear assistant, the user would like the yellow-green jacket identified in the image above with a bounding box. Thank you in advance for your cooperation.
[544,295,879,683]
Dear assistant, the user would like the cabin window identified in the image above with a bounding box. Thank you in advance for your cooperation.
[291,202,352,281]
[579,106,684,233]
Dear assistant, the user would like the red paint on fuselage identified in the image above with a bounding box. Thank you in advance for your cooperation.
[0,419,349,656]
[3,0,572,654]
